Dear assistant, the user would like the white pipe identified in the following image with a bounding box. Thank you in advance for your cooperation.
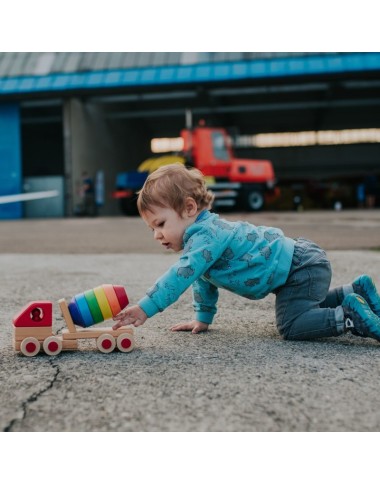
[0,190,59,204]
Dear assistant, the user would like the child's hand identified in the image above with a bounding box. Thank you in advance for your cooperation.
[112,305,147,330]
[170,320,209,334]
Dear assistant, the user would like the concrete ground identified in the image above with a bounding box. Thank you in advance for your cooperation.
[1,210,380,431]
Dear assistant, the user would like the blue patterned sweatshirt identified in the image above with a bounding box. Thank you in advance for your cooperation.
[138,210,295,324]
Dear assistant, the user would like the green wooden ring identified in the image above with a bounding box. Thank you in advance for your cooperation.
[84,289,104,324]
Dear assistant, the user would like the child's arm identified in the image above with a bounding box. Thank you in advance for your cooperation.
[114,224,229,330]
[112,305,147,330]
[137,241,224,322]
[169,279,217,334]
[170,320,209,334]
[192,278,219,324]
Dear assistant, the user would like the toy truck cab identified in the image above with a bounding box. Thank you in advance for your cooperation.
[12,301,62,356]
[13,301,53,328]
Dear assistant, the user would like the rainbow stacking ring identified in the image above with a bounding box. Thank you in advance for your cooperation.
[69,285,129,327]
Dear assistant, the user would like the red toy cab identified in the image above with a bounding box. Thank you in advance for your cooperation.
[13,301,53,328]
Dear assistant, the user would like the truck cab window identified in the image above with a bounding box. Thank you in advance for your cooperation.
[212,132,230,161]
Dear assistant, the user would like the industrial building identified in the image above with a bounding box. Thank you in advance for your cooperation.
[0,52,379,218]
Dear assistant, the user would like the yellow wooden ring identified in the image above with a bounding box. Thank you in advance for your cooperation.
[93,286,113,320]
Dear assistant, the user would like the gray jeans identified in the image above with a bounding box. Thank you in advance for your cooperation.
[274,238,347,340]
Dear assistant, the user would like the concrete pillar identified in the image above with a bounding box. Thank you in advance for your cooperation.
[63,99,74,216]
[63,98,149,216]
[64,98,110,216]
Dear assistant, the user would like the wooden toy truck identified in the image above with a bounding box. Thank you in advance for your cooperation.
[13,299,134,357]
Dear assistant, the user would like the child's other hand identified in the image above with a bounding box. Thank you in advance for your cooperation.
[112,305,147,330]
[170,320,209,334]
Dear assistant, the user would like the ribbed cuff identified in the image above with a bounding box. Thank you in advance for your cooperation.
[138,295,160,318]
[195,312,214,325]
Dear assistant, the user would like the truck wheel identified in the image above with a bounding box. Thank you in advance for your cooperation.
[43,336,63,356]
[117,333,135,352]
[97,334,116,353]
[120,197,139,216]
[245,189,264,211]
[20,337,41,357]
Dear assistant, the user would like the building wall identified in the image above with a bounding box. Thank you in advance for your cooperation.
[1,53,379,217]
[65,99,149,216]
[0,103,22,218]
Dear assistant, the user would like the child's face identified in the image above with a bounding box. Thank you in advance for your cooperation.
[142,203,197,252]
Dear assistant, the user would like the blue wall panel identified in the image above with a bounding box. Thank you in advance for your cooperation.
[0,104,22,219]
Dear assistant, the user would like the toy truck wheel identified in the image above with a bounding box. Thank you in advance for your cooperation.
[97,334,116,353]
[117,333,135,352]
[43,336,63,356]
[20,337,41,357]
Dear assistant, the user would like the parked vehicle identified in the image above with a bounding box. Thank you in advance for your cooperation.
[113,126,279,215]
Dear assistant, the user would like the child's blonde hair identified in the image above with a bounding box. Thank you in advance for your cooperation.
[137,164,214,216]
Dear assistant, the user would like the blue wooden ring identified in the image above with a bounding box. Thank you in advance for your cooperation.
[75,293,94,327]
[68,300,85,327]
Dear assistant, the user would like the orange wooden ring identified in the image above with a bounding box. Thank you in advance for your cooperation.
[102,284,121,317]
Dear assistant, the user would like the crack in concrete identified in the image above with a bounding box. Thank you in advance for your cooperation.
[3,360,60,432]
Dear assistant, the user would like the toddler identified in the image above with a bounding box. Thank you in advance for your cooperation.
[113,164,380,342]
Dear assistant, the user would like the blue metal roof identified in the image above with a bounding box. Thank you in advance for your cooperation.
[0,53,379,96]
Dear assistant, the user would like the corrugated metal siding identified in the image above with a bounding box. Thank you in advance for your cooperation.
[136,52,153,67]
[0,53,16,77]
[167,52,181,65]
[122,52,138,68]
[78,52,98,72]
[8,52,28,76]
[107,52,126,69]
[151,52,169,66]
[0,52,340,78]
[61,52,82,73]
[51,52,67,73]
[1,53,378,95]
[23,52,39,74]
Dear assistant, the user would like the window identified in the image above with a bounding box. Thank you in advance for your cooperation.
[212,132,230,161]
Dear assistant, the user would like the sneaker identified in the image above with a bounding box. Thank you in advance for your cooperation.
[342,293,380,341]
[352,275,380,317]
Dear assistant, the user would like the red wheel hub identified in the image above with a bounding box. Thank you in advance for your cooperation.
[26,342,37,353]
[48,341,59,352]
[120,338,131,349]
[102,339,112,350]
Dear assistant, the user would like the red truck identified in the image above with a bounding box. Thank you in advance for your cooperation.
[113,126,279,215]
